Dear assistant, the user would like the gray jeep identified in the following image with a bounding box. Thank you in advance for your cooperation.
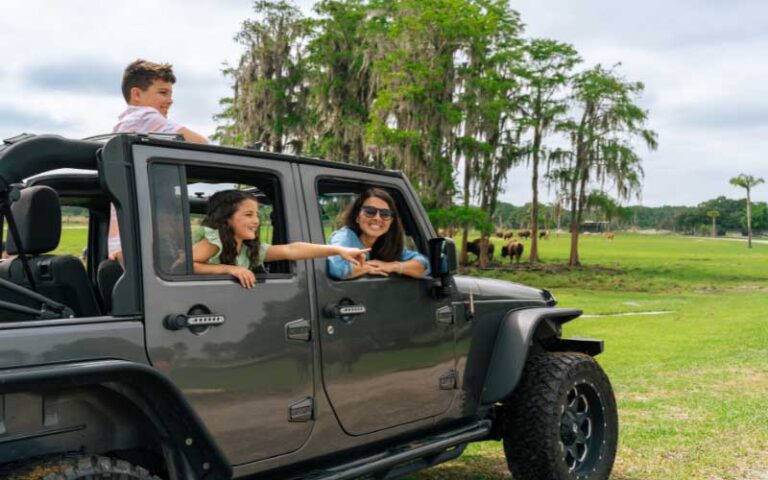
[0,133,617,480]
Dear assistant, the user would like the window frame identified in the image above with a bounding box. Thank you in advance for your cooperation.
[147,158,294,283]
[314,176,431,282]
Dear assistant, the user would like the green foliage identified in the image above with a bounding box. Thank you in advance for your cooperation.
[428,205,493,234]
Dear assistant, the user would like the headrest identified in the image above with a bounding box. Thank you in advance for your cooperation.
[6,186,61,255]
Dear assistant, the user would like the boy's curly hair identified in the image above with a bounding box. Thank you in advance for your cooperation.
[121,59,176,102]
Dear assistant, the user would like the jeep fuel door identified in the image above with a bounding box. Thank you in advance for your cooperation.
[302,167,457,436]
[133,146,315,465]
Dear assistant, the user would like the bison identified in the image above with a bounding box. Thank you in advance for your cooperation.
[501,239,524,264]
[467,237,495,264]
[518,229,531,239]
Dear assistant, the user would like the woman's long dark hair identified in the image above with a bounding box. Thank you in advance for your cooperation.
[202,190,261,270]
[344,188,404,262]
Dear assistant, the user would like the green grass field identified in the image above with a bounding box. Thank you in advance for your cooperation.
[408,233,768,480]
[54,228,768,479]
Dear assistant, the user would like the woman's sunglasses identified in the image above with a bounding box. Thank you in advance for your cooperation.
[360,205,394,220]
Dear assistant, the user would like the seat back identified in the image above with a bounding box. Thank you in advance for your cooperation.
[97,259,124,314]
[0,186,101,318]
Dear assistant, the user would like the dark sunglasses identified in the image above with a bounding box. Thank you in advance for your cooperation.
[360,205,395,220]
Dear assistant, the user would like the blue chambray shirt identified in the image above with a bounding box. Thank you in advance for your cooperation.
[326,227,431,280]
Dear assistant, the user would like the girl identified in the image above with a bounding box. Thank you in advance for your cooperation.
[193,190,368,288]
[327,188,430,280]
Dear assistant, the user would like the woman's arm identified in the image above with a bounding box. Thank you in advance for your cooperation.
[367,258,426,279]
[264,242,368,265]
[192,239,256,288]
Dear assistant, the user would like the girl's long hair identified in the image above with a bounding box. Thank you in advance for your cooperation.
[202,190,261,270]
[343,188,404,261]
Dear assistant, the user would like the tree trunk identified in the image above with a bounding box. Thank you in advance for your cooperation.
[711,217,716,237]
[460,227,469,265]
[747,189,753,249]
[478,236,489,268]
[529,129,542,263]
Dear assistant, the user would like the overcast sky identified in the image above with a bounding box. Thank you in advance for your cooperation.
[1,0,766,207]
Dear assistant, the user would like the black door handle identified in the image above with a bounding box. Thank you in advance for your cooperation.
[323,297,366,323]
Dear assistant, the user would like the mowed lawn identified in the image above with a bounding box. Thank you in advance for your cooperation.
[410,233,768,480]
[55,228,767,479]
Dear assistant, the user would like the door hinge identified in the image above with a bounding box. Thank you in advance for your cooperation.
[285,318,311,342]
[288,397,314,422]
[439,370,458,390]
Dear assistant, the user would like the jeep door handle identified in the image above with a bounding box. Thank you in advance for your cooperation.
[323,298,366,324]
[164,312,226,331]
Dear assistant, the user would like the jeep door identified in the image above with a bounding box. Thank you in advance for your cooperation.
[300,166,457,435]
[132,145,315,465]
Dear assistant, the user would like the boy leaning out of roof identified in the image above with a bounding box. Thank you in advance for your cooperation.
[109,59,207,263]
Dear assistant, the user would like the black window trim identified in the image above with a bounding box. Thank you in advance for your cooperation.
[314,176,432,282]
[146,158,296,284]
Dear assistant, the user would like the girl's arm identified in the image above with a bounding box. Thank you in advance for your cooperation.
[193,239,256,288]
[264,242,368,265]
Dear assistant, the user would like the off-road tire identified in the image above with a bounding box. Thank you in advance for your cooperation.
[5,455,163,480]
[502,352,618,480]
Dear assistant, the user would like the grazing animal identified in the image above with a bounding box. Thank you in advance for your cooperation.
[501,239,524,264]
[495,230,505,239]
[539,230,550,239]
[503,230,515,240]
[467,237,495,262]
[518,229,531,239]
[603,231,615,240]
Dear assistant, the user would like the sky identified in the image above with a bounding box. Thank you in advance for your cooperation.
[1,0,766,207]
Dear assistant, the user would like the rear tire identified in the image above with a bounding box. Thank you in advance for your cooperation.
[6,455,162,480]
[502,352,618,480]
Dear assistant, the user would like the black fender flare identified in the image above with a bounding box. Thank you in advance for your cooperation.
[0,359,232,480]
[480,307,603,405]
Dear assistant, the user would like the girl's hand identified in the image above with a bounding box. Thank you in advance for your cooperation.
[337,247,370,266]
[228,265,256,288]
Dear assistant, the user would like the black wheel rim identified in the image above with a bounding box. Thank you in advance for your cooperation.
[559,381,607,475]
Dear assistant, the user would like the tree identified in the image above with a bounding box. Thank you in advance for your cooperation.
[214,0,310,152]
[428,205,493,266]
[729,173,765,248]
[518,39,580,263]
[564,64,656,266]
[706,210,719,237]
[305,0,377,165]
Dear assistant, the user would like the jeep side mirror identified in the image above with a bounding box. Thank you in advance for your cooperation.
[428,237,456,299]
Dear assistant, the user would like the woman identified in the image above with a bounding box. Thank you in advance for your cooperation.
[327,188,430,280]
[193,190,368,288]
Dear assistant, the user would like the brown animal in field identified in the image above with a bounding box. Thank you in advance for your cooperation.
[501,239,524,264]
[467,237,495,262]
[518,229,531,239]
[539,230,550,239]
[495,230,505,238]
[603,231,615,240]
[503,230,515,240]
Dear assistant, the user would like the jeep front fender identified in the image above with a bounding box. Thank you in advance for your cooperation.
[480,307,602,405]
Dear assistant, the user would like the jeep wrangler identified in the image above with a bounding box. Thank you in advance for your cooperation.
[0,133,617,480]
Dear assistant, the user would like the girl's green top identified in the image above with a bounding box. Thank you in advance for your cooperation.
[195,226,270,269]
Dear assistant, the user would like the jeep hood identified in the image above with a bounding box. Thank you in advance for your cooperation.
[453,275,552,306]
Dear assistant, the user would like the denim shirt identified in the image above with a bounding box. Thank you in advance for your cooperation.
[326,227,431,280]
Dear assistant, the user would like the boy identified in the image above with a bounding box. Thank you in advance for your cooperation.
[110,59,208,262]
[113,59,208,144]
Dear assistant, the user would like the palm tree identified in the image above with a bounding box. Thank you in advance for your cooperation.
[706,210,719,237]
[729,174,765,248]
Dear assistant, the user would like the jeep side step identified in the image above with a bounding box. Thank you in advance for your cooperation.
[290,421,491,480]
